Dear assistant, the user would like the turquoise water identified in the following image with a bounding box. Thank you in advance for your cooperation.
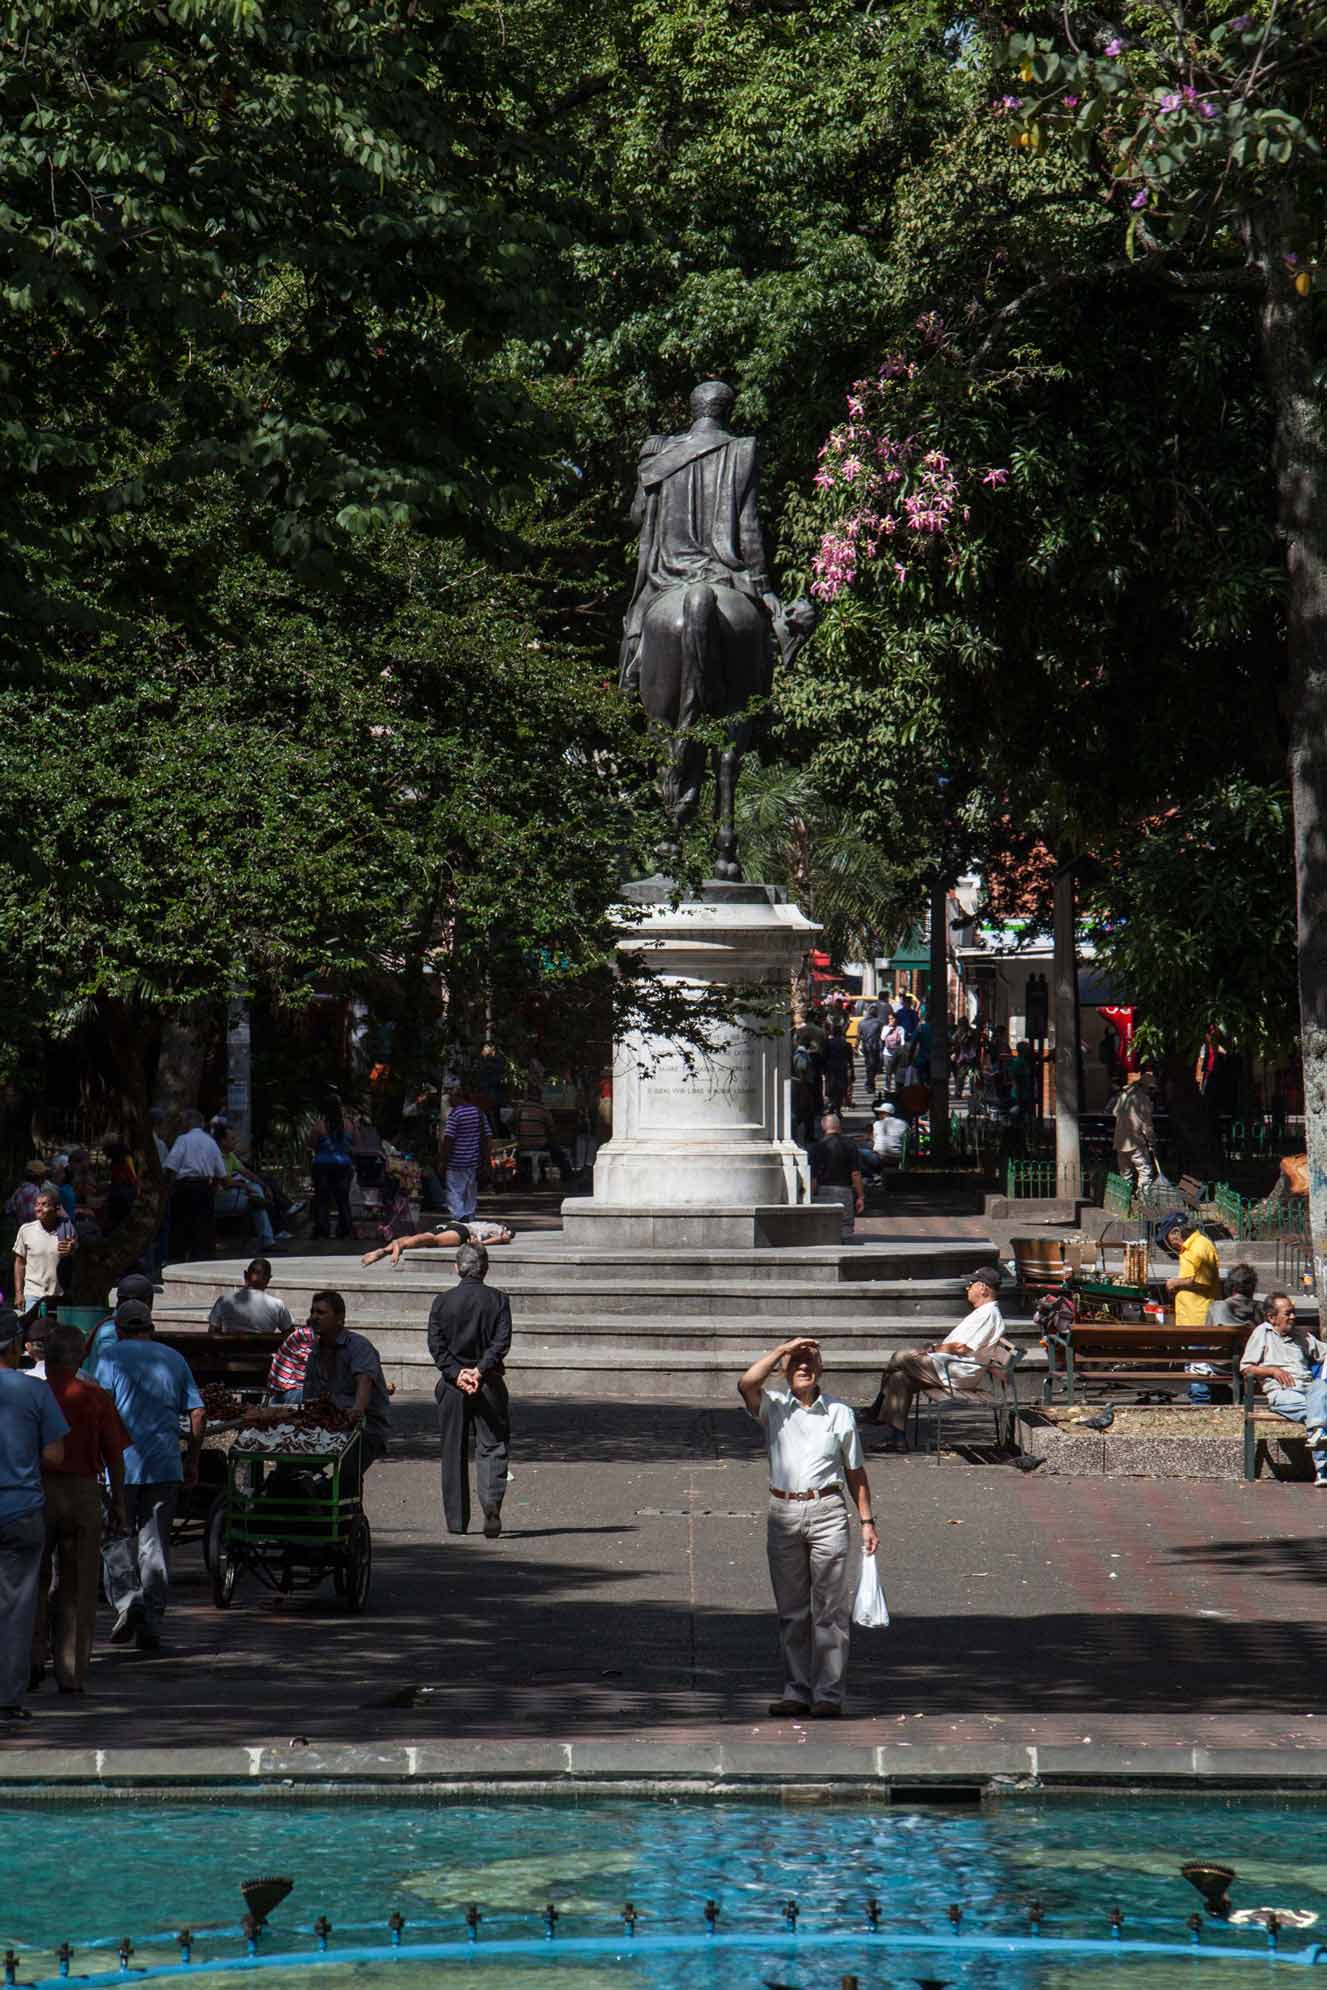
[1,1797,1323,1985]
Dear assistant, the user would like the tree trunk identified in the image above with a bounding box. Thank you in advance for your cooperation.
[1256,204,1327,1297]
[1053,858,1082,1199]
[155,1001,212,1128]
[928,878,950,1163]
[67,998,164,1307]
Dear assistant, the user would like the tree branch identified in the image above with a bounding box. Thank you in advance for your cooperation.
[970,254,1265,370]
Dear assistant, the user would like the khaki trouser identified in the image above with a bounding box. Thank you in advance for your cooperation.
[33,1475,103,1690]
[766,1493,852,1708]
[880,1350,944,1432]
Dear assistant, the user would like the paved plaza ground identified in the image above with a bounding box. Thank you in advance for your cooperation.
[11,1386,1327,1775]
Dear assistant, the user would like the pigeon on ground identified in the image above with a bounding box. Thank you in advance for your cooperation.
[1011,1452,1045,1471]
[1072,1405,1115,1431]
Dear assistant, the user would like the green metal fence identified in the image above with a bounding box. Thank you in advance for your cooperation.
[1005,1157,1059,1199]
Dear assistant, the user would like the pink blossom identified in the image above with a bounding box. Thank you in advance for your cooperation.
[1001,94,1024,110]
[840,456,864,482]
[982,467,1010,487]
[1105,36,1124,56]
[1159,91,1181,112]
[1130,189,1148,209]
[846,395,865,418]
[893,564,909,585]
[1063,94,1079,108]
[1200,100,1218,118]
[813,468,835,492]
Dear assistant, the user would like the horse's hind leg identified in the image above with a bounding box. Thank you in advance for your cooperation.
[653,723,705,869]
[713,721,749,881]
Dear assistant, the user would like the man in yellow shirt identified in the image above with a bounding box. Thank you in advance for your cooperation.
[1158,1211,1221,1325]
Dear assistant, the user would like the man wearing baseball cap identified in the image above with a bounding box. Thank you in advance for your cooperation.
[0,1306,67,1720]
[82,1273,156,1374]
[92,1298,203,1651]
[862,1265,1011,1448]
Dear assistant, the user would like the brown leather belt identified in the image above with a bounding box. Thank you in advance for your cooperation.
[769,1485,843,1502]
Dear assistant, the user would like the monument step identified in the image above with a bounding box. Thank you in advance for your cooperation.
[154,1304,1043,1357]
[379,1342,1045,1402]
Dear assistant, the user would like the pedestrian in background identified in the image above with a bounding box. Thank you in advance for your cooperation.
[12,1187,78,1317]
[0,1307,67,1722]
[311,1095,356,1241]
[162,1109,226,1261]
[809,1112,865,1240]
[427,1242,512,1537]
[439,1084,492,1222]
[31,1325,128,1697]
[93,1299,204,1652]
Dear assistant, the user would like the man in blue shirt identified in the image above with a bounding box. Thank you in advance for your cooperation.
[93,1300,204,1652]
[82,1275,156,1375]
[0,1306,67,1720]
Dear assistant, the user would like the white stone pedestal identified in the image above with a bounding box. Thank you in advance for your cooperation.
[587,879,818,1213]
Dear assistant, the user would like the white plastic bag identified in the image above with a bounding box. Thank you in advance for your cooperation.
[852,1553,890,1629]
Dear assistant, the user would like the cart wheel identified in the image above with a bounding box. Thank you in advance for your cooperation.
[203,1494,227,1575]
[212,1541,237,1609]
[339,1514,372,1614]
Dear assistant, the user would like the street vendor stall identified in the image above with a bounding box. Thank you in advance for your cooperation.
[211,1404,371,1612]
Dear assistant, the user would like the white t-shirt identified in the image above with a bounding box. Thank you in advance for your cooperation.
[755,1378,863,1493]
[872,1117,907,1159]
[932,1300,1006,1387]
[1240,1324,1326,1396]
[164,1128,226,1182]
[14,1219,64,1302]
[207,1287,294,1336]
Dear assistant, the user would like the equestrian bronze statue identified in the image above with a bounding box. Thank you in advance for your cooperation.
[618,380,815,880]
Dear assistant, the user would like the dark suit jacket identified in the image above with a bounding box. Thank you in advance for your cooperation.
[427,1280,512,1387]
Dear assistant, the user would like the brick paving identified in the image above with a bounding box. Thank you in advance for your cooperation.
[11,1396,1327,1761]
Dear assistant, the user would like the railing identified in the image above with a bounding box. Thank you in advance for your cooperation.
[1005,1158,1059,1199]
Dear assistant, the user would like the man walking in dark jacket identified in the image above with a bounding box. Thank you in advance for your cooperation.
[427,1243,512,1538]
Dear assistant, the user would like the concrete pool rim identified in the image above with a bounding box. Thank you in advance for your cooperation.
[4,1741,1327,1798]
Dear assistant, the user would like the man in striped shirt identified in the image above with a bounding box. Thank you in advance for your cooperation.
[439,1086,491,1222]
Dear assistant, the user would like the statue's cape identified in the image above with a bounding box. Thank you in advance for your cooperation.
[639,431,731,490]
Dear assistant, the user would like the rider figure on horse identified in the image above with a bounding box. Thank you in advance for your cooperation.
[618,380,814,876]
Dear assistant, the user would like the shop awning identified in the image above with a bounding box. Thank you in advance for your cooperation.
[883,929,929,971]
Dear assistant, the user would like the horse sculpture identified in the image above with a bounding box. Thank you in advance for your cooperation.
[618,381,815,879]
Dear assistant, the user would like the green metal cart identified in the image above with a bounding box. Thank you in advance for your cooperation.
[211,1426,371,1613]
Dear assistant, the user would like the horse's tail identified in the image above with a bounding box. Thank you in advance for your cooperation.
[679,583,718,733]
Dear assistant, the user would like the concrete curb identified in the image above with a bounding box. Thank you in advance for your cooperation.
[3,1740,1327,1795]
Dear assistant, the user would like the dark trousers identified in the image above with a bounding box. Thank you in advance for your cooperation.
[312,1163,354,1238]
[436,1373,510,1534]
[169,1179,215,1261]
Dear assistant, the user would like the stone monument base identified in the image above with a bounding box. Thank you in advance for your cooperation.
[590,878,816,1210]
[558,1198,842,1252]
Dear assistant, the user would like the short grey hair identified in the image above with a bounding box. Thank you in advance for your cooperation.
[821,1113,842,1133]
[456,1243,488,1282]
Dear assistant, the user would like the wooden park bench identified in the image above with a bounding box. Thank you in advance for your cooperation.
[1243,1375,1324,1481]
[1043,1313,1249,1408]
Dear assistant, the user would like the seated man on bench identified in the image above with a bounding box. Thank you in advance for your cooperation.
[1240,1290,1327,1486]
[862,1264,1010,1451]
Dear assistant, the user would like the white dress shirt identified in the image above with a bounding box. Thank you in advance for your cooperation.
[164,1128,226,1181]
[756,1379,863,1492]
[931,1299,1006,1389]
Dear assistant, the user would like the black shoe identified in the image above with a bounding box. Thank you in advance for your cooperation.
[767,1698,811,1717]
[109,1605,144,1646]
[135,1627,162,1653]
[0,1705,32,1722]
[482,1509,502,1538]
[810,1701,843,1719]
[27,1663,45,1692]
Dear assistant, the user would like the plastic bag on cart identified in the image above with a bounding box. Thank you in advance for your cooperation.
[852,1554,890,1629]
